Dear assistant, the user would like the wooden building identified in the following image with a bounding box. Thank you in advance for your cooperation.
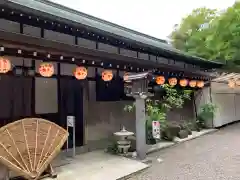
[0,0,223,152]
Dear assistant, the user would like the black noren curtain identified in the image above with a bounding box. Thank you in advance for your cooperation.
[96,75,122,101]
[59,77,84,147]
[0,75,32,127]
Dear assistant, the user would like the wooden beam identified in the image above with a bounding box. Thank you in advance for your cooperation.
[0,30,211,76]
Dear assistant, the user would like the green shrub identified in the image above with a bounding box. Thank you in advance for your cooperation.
[161,129,174,141]
[161,123,181,141]
[178,129,189,139]
[197,103,218,128]
[180,121,193,135]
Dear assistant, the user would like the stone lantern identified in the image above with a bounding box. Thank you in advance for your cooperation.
[123,72,153,160]
[114,126,134,154]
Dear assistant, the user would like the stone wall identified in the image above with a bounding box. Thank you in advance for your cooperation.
[82,80,196,149]
[85,101,135,142]
[167,99,195,125]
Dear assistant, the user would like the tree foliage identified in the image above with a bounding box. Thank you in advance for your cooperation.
[170,7,217,57]
[169,2,240,68]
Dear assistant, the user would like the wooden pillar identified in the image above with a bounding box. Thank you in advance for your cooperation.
[134,96,147,160]
[123,72,151,160]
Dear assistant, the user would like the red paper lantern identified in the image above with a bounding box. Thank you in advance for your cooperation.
[39,62,54,77]
[197,81,204,88]
[0,57,11,73]
[235,79,240,86]
[179,79,188,87]
[168,78,177,86]
[74,66,87,80]
[189,80,197,88]
[156,76,165,85]
[102,70,113,81]
[123,72,129,82]
[228,80,235,88]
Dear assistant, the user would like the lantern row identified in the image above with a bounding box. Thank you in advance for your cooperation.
[228,79,240,89]
[0,47,211,81]
[0,56,209,85]
[0,57,114,81]
[0,47,147,72]
[39,63,115,81]
[155,76,204,88]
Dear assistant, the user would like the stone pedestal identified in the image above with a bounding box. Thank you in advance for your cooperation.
[135,98,147,160]
[114,127,134,155]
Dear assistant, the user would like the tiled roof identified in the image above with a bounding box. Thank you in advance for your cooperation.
[3,0,224,67]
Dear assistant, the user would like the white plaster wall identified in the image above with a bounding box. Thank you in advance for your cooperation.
[78,37,96,48]
[149,55,156,62]
[0,19,20,33]
[157,56,169,64]
[5,56,23,67]
[35,77,58,114]
[211,82,240,127]
[211,93,236,127]
[193,84,239,128]
[138,52,148,60]
[98,43,118,54]
[119,48,137,58]
[60,63,76,76]
[44,30,75,45]
[35,60,58,114]
[23,25,41,37]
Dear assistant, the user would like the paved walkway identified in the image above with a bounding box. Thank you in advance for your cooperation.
[128,123,240,180]
[45,151,148,180]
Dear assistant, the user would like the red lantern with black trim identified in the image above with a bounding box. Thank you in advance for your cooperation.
[102,70,113,81]
[179,79,188,87]
[156,76,165,85]
[197,81,204,88]
[0,57,11,73]
[189,80,197,88]
[168,77,177,86]
[74,66,87,80]
[39,62,54,77]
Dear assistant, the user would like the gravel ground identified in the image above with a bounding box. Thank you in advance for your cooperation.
[128,123,240,180]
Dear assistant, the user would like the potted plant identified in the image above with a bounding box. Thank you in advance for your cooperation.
[123,85,193,142]
[146,109,166,144]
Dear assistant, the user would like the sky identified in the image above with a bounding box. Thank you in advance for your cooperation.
[50,0,235,40]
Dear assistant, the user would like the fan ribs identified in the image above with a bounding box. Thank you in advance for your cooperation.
[6,129,30,173]
[37,129,60,171]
